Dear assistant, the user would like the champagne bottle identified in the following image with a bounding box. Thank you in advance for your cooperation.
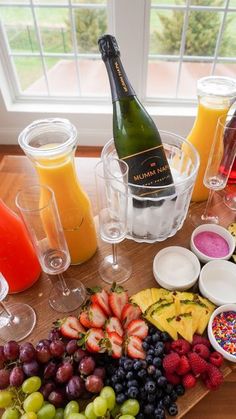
[98,34,174,199]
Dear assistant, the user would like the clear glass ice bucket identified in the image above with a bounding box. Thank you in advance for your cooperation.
[101,131,200,243]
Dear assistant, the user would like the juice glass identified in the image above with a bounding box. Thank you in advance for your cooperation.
[187,76,236,202]
[18,118,97,265]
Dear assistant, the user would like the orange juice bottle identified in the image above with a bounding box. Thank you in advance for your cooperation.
[187,76,236,202]
[18,118,97,265]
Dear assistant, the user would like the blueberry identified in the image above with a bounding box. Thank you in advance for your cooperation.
[127,379,138,388]
[146,354,153,364]
[116,393,126,404]
[153,356,162,367]
[175,384,185,396]
[156,388,164,399]
[111,374,120,384]
[123,359,133,371]
[154,342,165,356]
[139,388,147,400]
[119,356,126,366]
[142,341,150,351]
[144,403,155,415]
[147,348,154,356]
[149,326,157,335]
[147,393,156,402]
[127,386,139,399]
[161,331,171,342]
[157,376,167,387]
[144,335,152,344]
[147,365,156,375]
[163,395,171,407]
[168,402,178,416]
[133,360,142,371]
[114,383,123,393]
[126,371,134,380]
[154,407,165,419]
[117,368,125,379]
[154,368,162,379]
[170,390,178,402]
[165,383,174,394]
[152,331,161,343]
[137,369,147,379]
[144,379,156,394]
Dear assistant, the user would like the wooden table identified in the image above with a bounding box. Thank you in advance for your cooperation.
[0,155,236,418]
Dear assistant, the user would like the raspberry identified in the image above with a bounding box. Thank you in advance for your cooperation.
[209,351,223,367]
[192,334,211,348]
[188,352,208,376]
[182,373,197,389]
[165,371,181,385]
[192,343,210,359]
[202,363,224,390]
[171,339,191,355]
[163,352,180,373]
[176,355,191,375]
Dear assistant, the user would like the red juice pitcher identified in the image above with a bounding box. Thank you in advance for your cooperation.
[0,199,41,293]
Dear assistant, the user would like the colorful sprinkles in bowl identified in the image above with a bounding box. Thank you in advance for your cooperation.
[212,311,236,356]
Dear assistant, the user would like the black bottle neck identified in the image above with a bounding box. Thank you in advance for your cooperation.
[103,56,136,102]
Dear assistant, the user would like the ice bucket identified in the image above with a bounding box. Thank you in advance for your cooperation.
[101,131,199,243]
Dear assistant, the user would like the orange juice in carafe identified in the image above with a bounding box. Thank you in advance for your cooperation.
[18,119,97,265]
[187,77,236,202]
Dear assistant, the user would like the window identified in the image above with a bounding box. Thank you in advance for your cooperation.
[0,0,235,145]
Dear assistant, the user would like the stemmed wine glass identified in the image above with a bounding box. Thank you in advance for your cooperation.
[0,272,36,341]
[16,184,86,313]
[190,114,236,226]
[95,159,132,284]
[223,115,236,211]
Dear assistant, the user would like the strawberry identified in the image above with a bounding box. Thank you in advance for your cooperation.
[87,287,112,316]
[182,373,197,389]
[108,283,128,319]
[121,303,142,329]
[188,352,208,376]
[106,332,123,359]
[163,352,181,374]
[126,319,148,339]
[209,351,223,368]
[126,336,145,360]
[171,339,191,355]
[88,303,107,328]
[165,371,181,385]
[57,316,85,339]
[79,310,92,329]
[192,334,211,348]
[105,317,124,337]
[192,343,210,360]
[176,355,191,376]
[85,328,105,353]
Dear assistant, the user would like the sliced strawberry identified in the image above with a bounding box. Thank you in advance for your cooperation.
[88,303,107,328]
[126,336,145,360]
[106,332,123,359]
[108,283,128,319]
[126,319,148,339]
[87,287,112,316]
[121,303,142,329]
[85,328,105,353]
[79,310,92,329]
[105,317,124,337]
[58,316,85,339]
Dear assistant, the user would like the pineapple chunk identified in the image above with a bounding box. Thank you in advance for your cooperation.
[150,302,178,340]
[168,313,193,343]
[196,296,215,334]
[131,288,153,313]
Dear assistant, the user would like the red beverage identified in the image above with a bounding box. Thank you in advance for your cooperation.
[0,199,41,293]
[220,113,236,184]
[227,157,236,184]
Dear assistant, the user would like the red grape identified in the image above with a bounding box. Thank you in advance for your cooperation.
[22,360,40,377]
[0,346,6,368]
[3,341,19,361]
[9,366,25,387]
[79,356,95,375]
[37,339,51,349]
[36,346,51,364]
[93,367,106,380]
[73,348,87,363]
[66,340,78,355]
[44,361,58,380]
[0,369,10,389]
[48,329,61,341]
[40,381,56,400]
[66,376,85,399]
[50,340,65,358]
[19,342,36,363]
[56,362,73,383]
[85,374,103,393]
[48,390,66,408]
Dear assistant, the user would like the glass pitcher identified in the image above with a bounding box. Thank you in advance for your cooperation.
[187,76,236,202]
[18,118,97,265]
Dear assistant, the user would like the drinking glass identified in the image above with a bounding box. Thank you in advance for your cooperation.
[95,159,132,284]
[16,184,86,313]
[0,273,36,341]
[190,114,236,226]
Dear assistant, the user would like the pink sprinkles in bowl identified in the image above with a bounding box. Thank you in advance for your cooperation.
[212,311,236,356]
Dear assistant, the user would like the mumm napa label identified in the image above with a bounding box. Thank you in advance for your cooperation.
[123,146,173,187]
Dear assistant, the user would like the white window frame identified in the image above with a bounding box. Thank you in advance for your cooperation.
[0,0,234,146]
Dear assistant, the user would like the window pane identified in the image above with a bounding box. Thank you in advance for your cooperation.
[219,12,236,57]
[13,56,47,93]
[178,62,211,99]
[79,58,109,96]
[214,62,236,78]
[45,57,78,96]
[150,9,183,54]
[147,60,178,98]
[74,7,107,53]
[151,0,185,5]
[190,0,226,5]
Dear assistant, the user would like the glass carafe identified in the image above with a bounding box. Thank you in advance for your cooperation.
[18,118,97,265]
[0,199,41,293]
[187,76,236,202]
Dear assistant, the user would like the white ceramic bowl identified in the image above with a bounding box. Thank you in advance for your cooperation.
[208,304,236,363]
[199,259,236,306]
[190,224,235,264]
[153,246,201,291]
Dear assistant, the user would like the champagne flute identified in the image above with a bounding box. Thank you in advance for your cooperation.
[223,115,236,211]
[190,114,236,226]
[95,159,132,284]
[0,273,36,341]
[16,184,86,313]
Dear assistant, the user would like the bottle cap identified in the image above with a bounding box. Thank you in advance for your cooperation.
[98,34,120,60]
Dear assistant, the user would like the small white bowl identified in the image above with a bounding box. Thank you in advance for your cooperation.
[199,259,236,306]
[190,224,235,264]
[208,304,236,363]
[153,246,201,291]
